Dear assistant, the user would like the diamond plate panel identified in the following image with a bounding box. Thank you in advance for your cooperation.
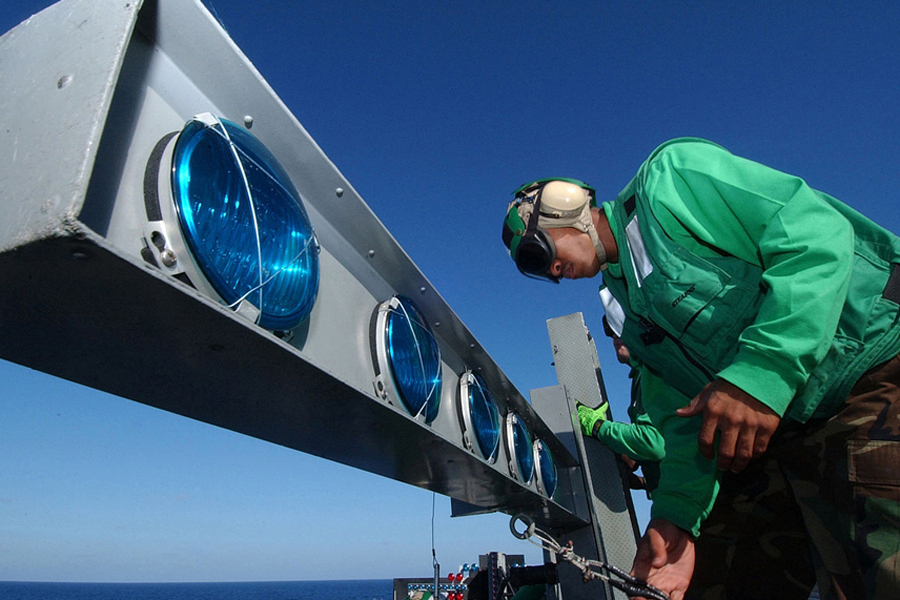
[547,313,638,599]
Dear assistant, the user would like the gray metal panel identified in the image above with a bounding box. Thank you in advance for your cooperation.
[529,386,590,527]
[0,0,142,250]
[0,0,581,525]
[529,385,605,600]
[547,313,639,600]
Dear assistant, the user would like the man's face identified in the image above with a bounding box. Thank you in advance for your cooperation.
[546,227,603,280]
[612,336,631,364]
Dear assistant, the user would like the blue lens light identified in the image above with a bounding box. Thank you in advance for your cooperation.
[171,115,319,330]
[466,372,501,461]
[512,416,534,484]
[535,440,557,498]
[385,296,442,423]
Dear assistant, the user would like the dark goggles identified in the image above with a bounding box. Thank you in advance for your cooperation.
[502,185,560,284]
[513,227,559,283]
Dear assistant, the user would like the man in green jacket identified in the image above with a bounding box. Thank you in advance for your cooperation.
[501,138,900,600]
[580,316,817,599]
[578,317,665,494]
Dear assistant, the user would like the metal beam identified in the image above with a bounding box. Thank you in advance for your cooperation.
[0,0,583,527]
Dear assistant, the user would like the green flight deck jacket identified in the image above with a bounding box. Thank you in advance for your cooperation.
[599,138,900,535]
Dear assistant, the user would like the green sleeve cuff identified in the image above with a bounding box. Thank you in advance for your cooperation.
[650,493,710,538]
[717,347,798,416]
[595,419,610,439]
[595,419,666,462]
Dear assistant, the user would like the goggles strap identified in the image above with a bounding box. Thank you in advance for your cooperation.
[524,185,545,239]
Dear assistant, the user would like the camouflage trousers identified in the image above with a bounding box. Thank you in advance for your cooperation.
[688,353,900,600]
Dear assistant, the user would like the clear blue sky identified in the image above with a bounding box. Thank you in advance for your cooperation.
[2,0,899,584]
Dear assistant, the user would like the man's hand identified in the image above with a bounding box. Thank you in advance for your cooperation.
[631,518,695,600]
[577,401,610,438]
[676,379,780,473]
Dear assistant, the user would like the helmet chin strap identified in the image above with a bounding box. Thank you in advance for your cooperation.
[586,221,608,268]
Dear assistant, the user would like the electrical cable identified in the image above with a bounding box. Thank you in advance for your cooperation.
[432,492,440,600]
[509,514,670,600]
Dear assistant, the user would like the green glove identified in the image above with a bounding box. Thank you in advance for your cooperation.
[577,401,610,438]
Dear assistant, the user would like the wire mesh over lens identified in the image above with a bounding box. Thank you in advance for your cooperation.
[511,415,534,484]
[534,440,557,498]
[171,115,319,330]
[385,296,442,423]
[466,372,501,461]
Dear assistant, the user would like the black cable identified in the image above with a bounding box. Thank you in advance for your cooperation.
[431,492,437,567]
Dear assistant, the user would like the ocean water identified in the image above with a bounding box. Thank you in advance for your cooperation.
[0,579,393,600]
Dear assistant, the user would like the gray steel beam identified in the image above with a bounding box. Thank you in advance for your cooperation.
[0,0,584,527]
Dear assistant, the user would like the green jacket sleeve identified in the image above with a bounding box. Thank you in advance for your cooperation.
[638,367,720,537]
[595,367,666,462]
[639,140,854,415]
[595,412,665,462]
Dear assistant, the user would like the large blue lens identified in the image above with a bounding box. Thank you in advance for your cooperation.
[171,116,319,330]
[468,372,501,461]
[512,416,534,484]
[386,296,441,423]
[536,441,557,498]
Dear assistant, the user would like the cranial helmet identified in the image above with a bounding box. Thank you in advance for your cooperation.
[502,178,605,283]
